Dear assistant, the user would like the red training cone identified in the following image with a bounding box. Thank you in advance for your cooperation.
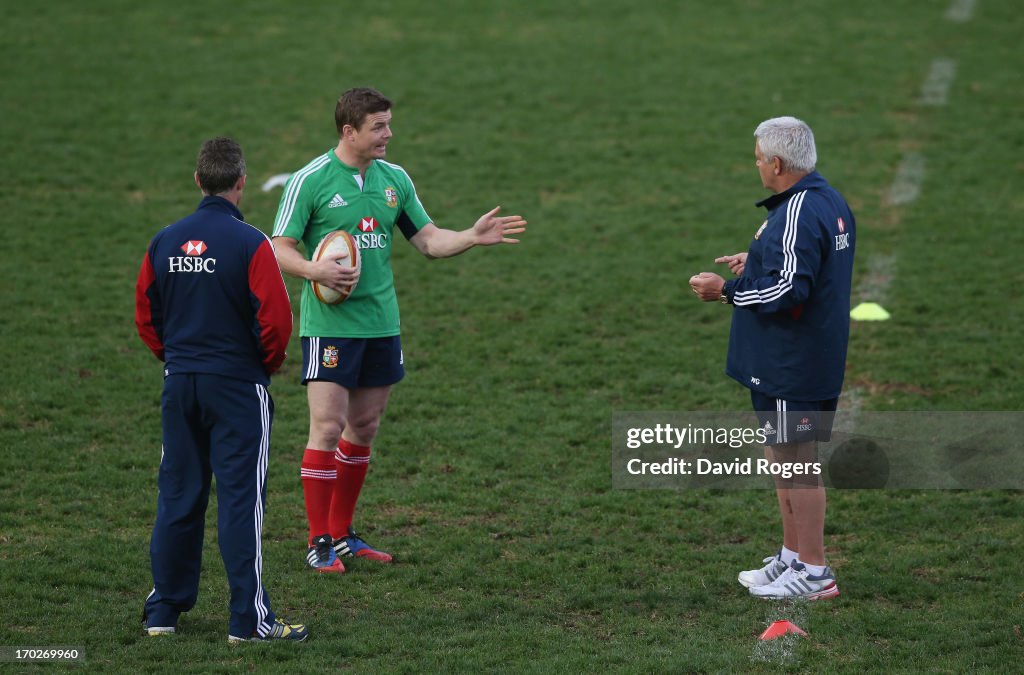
[758,620,808,641]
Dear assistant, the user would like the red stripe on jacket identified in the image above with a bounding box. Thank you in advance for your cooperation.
[248,239,293,374]
[134,251,165,361]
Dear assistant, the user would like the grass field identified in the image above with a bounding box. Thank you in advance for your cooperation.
[1,0,1023,671]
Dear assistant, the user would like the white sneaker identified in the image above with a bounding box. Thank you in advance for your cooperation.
[738,553,789,588]
[749,561,839,600]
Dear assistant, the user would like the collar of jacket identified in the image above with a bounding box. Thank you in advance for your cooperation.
[197,194,243,220]
[755,171,827,211]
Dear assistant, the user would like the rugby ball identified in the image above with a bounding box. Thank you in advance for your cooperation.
[310,230,360,305]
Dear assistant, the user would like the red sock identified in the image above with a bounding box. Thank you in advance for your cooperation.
[330,439,371,540]
[300,448,336,546]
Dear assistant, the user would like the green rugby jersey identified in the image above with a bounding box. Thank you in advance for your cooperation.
[272,150,432,337]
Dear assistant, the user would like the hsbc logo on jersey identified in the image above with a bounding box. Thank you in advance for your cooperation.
[835,219,850,250]
[182,240,207,255]
[170,240,216,273]
[355,217,388,250]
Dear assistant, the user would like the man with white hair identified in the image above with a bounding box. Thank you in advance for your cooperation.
[690,116,856,600]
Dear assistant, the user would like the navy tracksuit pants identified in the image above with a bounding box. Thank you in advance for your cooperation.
[144,373,277,638]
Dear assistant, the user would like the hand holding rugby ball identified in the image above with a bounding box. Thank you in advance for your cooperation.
[310,230,360,304]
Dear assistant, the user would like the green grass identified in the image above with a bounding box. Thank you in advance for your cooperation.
[1,0,1023,671]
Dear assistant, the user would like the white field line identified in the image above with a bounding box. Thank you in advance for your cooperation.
[888,152,927,206]
[842,253,898,420]
[837,384,866,432]
[856,253,898,306]
[920,58,957,106]
[847,61,944,413]
[845,256,905,420]
[946,0,977,22]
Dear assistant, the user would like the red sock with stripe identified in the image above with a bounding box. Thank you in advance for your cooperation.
[330,439,371,540]
[300,448,336,546]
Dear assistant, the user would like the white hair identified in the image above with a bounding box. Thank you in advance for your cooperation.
[754,117,817,173]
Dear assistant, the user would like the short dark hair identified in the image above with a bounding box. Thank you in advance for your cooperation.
[195,137,245,195]
[335,87,392,136]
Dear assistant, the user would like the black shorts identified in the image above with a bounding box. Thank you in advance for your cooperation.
[301,336,404,389]
[750,391,838,444]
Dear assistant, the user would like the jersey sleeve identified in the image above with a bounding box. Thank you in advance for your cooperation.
[248,238,293,375]
[134,248,165,361]
[727,192,823,314]
[395,168,433,240]
[271,168,318,242]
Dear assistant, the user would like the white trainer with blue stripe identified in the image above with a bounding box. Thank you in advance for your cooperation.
[748,561,839,600]
[738,552,789,588]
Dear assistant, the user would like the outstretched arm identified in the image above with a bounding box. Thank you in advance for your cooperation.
[409,206,526,259]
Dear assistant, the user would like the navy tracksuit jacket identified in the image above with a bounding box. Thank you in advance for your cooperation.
[722,172,856,402]
[135,195,292,638]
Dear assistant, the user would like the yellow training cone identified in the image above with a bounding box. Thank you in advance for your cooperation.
[850,302,890,321]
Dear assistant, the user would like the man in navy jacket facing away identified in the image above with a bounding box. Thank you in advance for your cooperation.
[690,117,855,601]
[135,137,306,641]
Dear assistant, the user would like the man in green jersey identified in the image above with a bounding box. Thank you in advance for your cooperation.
[272,87,526,572]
